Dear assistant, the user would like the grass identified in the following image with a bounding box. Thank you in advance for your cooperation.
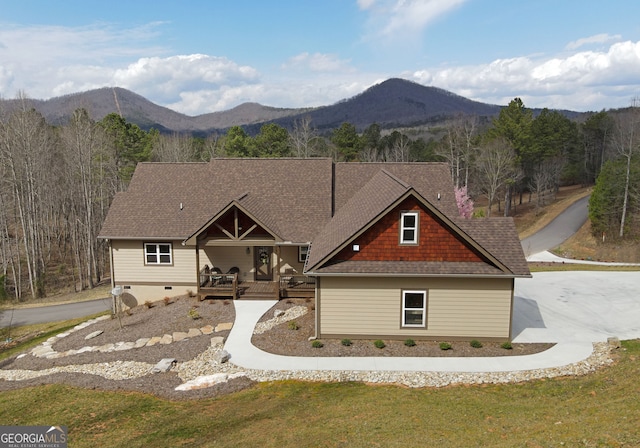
[1,340,639,446]
[529,263,640,272]
[0,312,109,361]
[0,284,111,310]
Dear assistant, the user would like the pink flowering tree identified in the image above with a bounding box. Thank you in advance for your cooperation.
[455,186,474,219]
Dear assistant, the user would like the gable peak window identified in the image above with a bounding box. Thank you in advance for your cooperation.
[144,243,172,265]
[400,211,419,244]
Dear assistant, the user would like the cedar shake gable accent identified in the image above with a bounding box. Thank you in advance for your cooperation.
[304,169,411,271]
[306,168,528,278]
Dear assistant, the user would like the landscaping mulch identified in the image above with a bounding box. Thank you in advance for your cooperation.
[1,296,553,400]
[252,299,554,358]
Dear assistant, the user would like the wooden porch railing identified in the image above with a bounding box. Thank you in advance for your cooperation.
[199,267,239,300]
[279,273,316,298]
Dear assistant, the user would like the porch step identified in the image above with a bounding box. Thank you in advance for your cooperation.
[238,292,278,300]
[237,283,279,300]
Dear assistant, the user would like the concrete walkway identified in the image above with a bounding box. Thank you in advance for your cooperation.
[224,300,595,373]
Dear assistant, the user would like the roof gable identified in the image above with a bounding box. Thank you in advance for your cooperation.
[99,158,334,242]
[184,197,282,245]
[304,169,411,270]
[306,169,527,277]
[329,196,487,264]
[334,162,459,218]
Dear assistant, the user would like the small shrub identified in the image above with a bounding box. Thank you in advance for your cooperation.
[472,208,486,218]
[470,339,483,348]
[288,321,299,330]
[223,300,230,306]
[374,339,386,349]
[439,342,452,350]
[341,338,352,346]
[188,308,201,320]
[125,308,133,316]
[285,299,294,304]
[404,339,416,347]
[144,300,153,309]
[186,289,196,298]
[501,341,513,350]
[311,340,323,348]
[163,297,171,306]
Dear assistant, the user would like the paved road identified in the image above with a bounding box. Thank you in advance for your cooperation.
[0,297,112,328]
[520,195,590,256]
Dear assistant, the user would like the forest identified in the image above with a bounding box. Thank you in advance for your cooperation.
[0,95,638,301]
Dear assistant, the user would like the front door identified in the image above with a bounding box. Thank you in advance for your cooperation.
[254,246,273,281]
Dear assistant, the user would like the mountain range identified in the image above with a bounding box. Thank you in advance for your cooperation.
[2,78,557,135]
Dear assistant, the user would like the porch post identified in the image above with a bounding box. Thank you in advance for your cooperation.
[276,245,281,300]
[195,241,200,300]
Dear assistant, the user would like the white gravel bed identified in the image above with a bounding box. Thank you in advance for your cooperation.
[0,341,613,390]
[253,306,308,334]
[238,342,613,388]
[0,360,154,381]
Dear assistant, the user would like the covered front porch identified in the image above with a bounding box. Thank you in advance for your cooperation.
[198,264,315,301]
[190,202,315,301]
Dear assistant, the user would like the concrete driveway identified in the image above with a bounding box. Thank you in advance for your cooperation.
[512,271,640,343]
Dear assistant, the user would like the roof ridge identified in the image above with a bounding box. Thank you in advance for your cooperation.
[379,169,411,189]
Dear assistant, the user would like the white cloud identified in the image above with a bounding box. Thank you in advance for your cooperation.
[410,40,640,111]
[2,18,640,117]
[113,54,259,105]
[360,0,468,41]
[0,22,166,98]
[357,0,377,10]
[565,33,621,50]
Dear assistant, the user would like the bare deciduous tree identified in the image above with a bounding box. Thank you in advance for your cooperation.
[476,138,518,217]
[289,115,319,158]
[611,101,640,237]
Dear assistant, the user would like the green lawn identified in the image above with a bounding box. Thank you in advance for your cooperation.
[1,341,639,447]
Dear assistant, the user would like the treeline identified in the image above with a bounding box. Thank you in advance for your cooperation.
[1,95,637,301]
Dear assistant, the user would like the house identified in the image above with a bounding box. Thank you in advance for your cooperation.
[98,158,530,340]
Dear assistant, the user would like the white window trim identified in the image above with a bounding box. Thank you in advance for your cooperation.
[402,290,426,327]
[298,245,309,263]
[144,242,173,265]
[400,211,419,244]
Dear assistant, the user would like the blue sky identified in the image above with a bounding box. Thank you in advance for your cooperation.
[1,0,640,115]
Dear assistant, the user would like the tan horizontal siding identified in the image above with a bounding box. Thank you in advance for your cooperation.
[201,246,254,282]
[278,246,306,274]
[319,276,512,339]
[112,240,196,284]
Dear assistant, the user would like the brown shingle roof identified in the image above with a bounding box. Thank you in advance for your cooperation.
[455,218,530,276]
[305,169,411,270]
[312,261,506,276]
[99,158,334,242]
[306,165,530,278]
[334,162,459,218]
[99,158,529,279]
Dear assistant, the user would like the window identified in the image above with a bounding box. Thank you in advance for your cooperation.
[400,211,419,244]
[298,245,309,263]
[144,243,172,265]
[402,290,426,327]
